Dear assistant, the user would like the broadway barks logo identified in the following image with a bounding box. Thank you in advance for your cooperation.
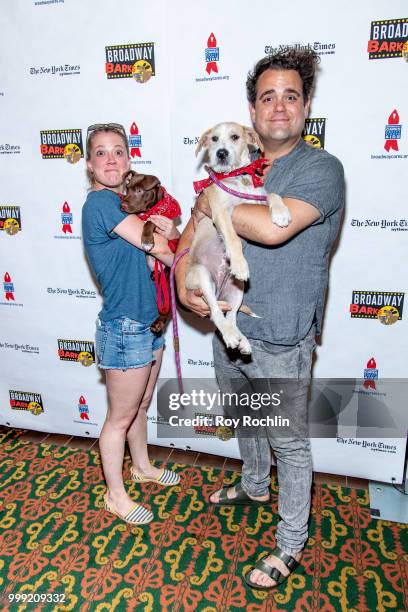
[9,390,44,415]
[105,43,155,83]
[363,357,378,390]
[303,118,326,148]
[350,290,404,325]
[367,18,408,59]
[57,339,95,366]
[0,206,21,235]
[40,129,83,163]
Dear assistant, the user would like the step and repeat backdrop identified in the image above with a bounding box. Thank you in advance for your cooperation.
[0,0,407,481]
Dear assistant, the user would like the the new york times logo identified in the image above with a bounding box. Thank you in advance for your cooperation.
[265,42,335,56]
[303,118,326,149]
[40,129,83,163]
[105,43,155,83]
[57,339,95,366]
[0,206,21,235]
[367,18,408,59]
[9,390,44,415]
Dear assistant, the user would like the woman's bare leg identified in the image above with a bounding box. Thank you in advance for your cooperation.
[127,348,164,478]
[99,364,152,516]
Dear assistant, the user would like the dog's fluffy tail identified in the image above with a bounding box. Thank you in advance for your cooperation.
[239,304,261,318]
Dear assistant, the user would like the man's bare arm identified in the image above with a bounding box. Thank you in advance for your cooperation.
[231,198,320,245]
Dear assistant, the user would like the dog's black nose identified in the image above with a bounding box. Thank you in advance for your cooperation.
[216,148,229,161]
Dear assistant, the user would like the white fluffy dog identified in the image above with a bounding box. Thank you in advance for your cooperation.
[185,122,290,354]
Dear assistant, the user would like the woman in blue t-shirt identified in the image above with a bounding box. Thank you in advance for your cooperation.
[82,123,180,525]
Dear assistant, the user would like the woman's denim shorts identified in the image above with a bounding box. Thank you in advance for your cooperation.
[95,316,164,370]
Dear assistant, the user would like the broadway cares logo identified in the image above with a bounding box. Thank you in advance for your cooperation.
[0,206,21,235]
[54,201,80,240]
[196,33,230,83]
[371,109,407,160]
[74,395,98,427]
[363,357,378,390]
[128,122,152,166]
[1,273,23,307]
[350,218,408,232]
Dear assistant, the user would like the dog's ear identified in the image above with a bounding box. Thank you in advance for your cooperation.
[243,126,263,150]
[142,175,161,191]
[123,170,139,188]
[195,128,213,156]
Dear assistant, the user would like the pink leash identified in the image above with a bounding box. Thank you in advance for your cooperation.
[170,248,190,392]
[204,165,267,202]
[169,166,265,391]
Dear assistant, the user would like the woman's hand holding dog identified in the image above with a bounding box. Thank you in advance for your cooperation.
[149,215,180,241]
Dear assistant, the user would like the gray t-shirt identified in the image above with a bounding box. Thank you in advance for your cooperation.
[238,138,344,345]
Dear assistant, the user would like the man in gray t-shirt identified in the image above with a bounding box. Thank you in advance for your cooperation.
[176,49,344,591]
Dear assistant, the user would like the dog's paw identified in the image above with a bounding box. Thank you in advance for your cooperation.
[222,325,242,350]
[271,205,291,228]
[230,257,249,281]
[142,242,154,253]
[238,336,252,355]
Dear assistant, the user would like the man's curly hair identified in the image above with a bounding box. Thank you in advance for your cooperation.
[246,48,319,105]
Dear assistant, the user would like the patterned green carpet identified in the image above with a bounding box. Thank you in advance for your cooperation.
[0,428,406,611]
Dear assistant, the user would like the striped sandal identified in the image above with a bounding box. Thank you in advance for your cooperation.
[103,495,153,525]
[130,466,180,487]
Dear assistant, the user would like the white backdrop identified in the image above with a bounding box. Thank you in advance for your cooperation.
[0,0,407,482]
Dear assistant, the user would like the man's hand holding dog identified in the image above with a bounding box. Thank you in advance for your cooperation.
[178,287,231,319]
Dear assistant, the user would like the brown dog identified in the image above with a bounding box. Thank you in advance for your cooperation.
[121,171,163,252]
[120,170,179,336]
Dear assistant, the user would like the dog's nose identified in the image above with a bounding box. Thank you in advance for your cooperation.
[216,148,229,161]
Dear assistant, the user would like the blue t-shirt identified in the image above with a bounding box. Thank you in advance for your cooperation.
[82,189,158,324]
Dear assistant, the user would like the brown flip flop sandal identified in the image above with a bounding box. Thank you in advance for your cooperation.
[211,481,270,506]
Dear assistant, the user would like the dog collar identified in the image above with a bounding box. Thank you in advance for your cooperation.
[193,158,269,194]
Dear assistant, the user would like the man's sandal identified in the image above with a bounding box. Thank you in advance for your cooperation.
[103,495,153,525]
[130,466,180,487]
[210,481,270,506]
[244,546,300,590]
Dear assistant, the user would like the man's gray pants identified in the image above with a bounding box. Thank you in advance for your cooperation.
[212,326,316,554]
